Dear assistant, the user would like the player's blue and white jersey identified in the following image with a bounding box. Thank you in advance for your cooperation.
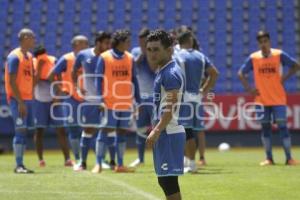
[131,47,156,98]
[176,48,213,102]
[153,60,185,134]
[74,48,100,101]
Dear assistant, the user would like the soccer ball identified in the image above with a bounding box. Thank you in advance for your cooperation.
[218,143,230,152]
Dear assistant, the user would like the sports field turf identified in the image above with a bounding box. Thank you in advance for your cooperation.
[0,147,299,200]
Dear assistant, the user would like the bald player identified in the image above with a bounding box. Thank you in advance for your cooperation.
[5,28,35,173]
[49,35,89,163]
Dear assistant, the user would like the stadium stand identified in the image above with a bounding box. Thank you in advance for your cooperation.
[0,0,299,97]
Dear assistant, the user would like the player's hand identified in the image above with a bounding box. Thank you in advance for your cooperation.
[247,88,260,96]
[146,129,160,148]
[18,101,27,118]
[98,103,106,112]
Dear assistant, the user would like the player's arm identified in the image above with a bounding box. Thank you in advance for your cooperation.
[146,89,179,147]
[238,57,259,96]
[281,52,300,83]
[71,52,85,94]
[48,57,67,98]
[95,57,105,109]
[7,55,27,117]
[132,62,141,104]
[201,57,219,96]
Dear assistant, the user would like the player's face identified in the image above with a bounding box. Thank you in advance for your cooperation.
[98,38,111,52]
[146,41,172,66]
[123,38,131,51]
[24,35,35,49]
[74,40,89,52]
[258,37,271,53]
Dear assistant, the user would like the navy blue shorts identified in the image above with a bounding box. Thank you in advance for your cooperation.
[153,131,185,177]
[256,105,287,123]
[9,98,34,130]
[180,102,205,131]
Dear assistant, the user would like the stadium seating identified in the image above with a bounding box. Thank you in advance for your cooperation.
[0,0,299,99]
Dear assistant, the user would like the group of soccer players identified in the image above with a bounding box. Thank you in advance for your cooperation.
[4,26,300,200]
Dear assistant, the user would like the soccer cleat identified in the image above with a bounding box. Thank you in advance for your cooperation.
[101,161,110,169]
[129,159,144,168]
[286,159,299,166]
[91,164,102,174]
[14,165,34,174]
[39,160,46,167]
[73,162,87,171]
[260,159,274,166]
[109,160,116,170]
[198,159,207,166]
[64,159,74,167]
[115,166,135,173]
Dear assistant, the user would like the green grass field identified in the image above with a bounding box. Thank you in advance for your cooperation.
[0,147,299,200]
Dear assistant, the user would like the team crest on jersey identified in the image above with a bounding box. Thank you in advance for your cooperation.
[86,58,92,64]
[16,118,23,126]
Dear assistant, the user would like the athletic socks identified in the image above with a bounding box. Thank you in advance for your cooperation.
[136,134,146,163]
[68,127,81,161]
[261,123,273,160]
[278,125,292,161]
[115,133,126,167]
[13,132,26,167]
[96,130,108,165]
[80,131,93,163]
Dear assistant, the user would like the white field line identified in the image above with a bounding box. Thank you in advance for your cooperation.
[98,175,161,200]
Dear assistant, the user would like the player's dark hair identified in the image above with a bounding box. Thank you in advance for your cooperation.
[146,29,174,49]
[95,31,111,44]
[111,29,131,48]
[256,30,270,41]
[33,45,46,57]
[138,28,150,38]
[177,30,193,45]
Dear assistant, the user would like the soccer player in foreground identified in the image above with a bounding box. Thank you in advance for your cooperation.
[146,30,185,200]
[238,30,300,166]
[5,28,35,173]
[176,30,218,173]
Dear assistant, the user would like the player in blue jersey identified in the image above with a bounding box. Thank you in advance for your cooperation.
[5,29,36,173]
[71,31,113,171]
[146,30,185,200]
[48,35,89,164]
[176,30,219,173]
[129,28,157,167]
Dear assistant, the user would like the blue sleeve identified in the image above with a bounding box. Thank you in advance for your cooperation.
[7,55,19,73]
[74,52,84,70]
[53,57,67,75]
[95,57,105,100]
[132,62,141,104]
[131,48,141,62]
[281,51,298,68]
[162,69,182,91]
[204,56,213,71]
[240,57,253,74]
